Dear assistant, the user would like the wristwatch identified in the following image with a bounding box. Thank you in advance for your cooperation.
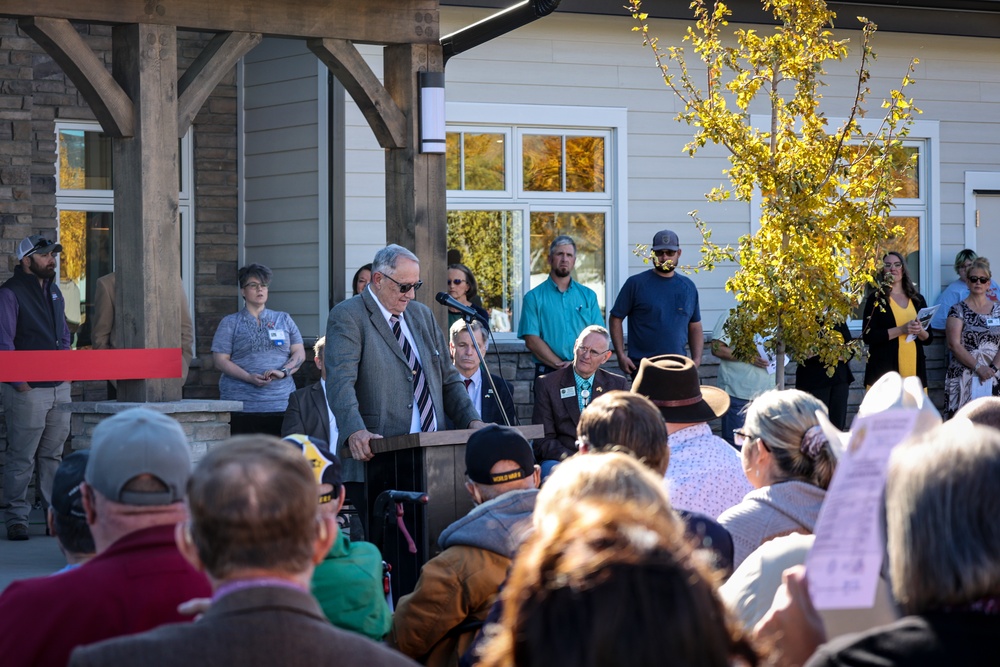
[991,363,999,374]
[279,368,289,378]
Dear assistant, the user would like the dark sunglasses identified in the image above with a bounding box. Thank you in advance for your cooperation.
[447,279,466,286]
[969,276,990,285]
[382,273,423,294]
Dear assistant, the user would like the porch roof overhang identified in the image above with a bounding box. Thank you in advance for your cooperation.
[443,0,1000,40]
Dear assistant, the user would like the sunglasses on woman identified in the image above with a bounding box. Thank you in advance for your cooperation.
[447,279,466,286]
[968,276,990,284]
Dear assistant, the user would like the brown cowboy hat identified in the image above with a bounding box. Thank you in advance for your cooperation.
[631,354,729,423]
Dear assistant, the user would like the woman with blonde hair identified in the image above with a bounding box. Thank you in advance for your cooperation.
[720,389,838,568]
[945,257,1000,415]
[477,499,761,667]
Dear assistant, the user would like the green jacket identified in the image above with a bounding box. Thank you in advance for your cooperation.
[311,531,392,641]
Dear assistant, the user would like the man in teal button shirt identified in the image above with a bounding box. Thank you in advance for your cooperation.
[517,235,603,376]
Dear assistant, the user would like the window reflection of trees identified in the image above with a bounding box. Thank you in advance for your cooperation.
[447,210,522,332]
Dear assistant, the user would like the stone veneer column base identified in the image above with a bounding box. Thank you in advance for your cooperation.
[58,400,244,462]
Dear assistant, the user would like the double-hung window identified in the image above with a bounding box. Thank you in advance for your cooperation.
[55,122,195,349]
[445,104,626,334]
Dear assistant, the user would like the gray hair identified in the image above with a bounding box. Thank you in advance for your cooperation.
[548,235,576,256]
[449,318,487,345]
[238,263,272,288]
[743,389,837,489]
[575,325,612,351]
[887,420,1000,614]
[372,244,419,276]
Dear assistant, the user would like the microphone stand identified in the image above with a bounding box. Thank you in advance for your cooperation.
[462,314,512,426]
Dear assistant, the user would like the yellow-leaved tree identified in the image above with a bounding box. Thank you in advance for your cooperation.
[630,0,920,387]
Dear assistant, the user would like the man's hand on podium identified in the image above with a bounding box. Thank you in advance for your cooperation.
[468,420,487,429]
[347,429,382,461]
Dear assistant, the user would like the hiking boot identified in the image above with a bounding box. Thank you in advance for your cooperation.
[7,524,29,541]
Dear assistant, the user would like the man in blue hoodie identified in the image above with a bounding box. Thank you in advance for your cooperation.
[389,426,539,667]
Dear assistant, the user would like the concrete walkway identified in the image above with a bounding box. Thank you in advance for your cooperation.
[0,506,68,593]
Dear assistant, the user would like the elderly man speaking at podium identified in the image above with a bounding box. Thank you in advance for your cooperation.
[325,245,486,517]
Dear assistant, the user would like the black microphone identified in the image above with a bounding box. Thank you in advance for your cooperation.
[436,292,489,326]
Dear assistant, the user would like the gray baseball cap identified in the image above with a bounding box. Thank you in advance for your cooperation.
[17,234,63,261]
[85,408,191,506]
[651,230,680,251]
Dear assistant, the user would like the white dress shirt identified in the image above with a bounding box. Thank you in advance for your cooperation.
[368,286,438,432]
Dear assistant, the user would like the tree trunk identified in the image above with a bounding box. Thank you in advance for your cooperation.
[775,339,786,389]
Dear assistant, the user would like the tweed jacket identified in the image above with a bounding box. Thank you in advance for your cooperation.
[92,272,194,382]
[532,365,630,462]
[69,585,418,667]
[326,290,480,482]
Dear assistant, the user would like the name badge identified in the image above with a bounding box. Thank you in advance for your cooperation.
[268,329,288,347]
[987,317,1000,327]
[560,386,576,399]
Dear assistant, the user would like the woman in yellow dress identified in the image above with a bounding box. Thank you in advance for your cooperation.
[862,251,931,389]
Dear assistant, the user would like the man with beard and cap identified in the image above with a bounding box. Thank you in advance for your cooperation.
[0,234,71,541]
[517,235,603,377]
[610,229,704,377]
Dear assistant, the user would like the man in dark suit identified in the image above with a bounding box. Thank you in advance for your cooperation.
[448,319,516,426]
[532,325,629,475]
[69,435,417,667]
[325,245,485,514]
[282,336,337,444]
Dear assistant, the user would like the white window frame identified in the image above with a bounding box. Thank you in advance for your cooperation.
[55,122,197,350]
[748,117,940,317]
[447,126,514,198]
[445,103,629,338]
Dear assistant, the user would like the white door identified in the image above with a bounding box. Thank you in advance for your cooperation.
[975,194,1000,264]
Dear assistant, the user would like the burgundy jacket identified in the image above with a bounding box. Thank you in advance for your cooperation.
[0,524,211,667]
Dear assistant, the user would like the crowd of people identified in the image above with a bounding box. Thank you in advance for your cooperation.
[4,233,1000,666]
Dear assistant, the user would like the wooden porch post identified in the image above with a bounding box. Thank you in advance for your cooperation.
[111,23,184,402]
[384,43,448,331]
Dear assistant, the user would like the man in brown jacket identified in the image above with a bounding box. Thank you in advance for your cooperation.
[389,426,539,667]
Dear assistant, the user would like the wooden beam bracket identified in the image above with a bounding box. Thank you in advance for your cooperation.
[19,16,134,137]
[308,38,407,150]
[177,31,262,136]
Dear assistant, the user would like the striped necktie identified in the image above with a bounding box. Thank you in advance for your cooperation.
[389,315,435,432]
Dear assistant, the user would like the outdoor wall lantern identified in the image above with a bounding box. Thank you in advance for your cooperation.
[419,71,446,154]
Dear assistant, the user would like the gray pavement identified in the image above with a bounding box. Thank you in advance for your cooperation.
[0,506,68,593]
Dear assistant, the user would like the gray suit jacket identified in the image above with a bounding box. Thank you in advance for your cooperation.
[326,290,480,482]
[69,585,417,667]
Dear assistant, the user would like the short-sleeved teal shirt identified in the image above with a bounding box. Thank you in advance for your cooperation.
[517,277,603,363]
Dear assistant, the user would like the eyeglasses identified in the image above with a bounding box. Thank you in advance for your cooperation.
[734,430,771,451]
[883,262,903,270]
[447,279,466,286]
[575,345,609,358]
[654,249,679,256]
[243,282,269,290]
[969,276,990,285]
[382,273,423,294]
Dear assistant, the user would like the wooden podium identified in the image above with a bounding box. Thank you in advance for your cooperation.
[366,424,542,601]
